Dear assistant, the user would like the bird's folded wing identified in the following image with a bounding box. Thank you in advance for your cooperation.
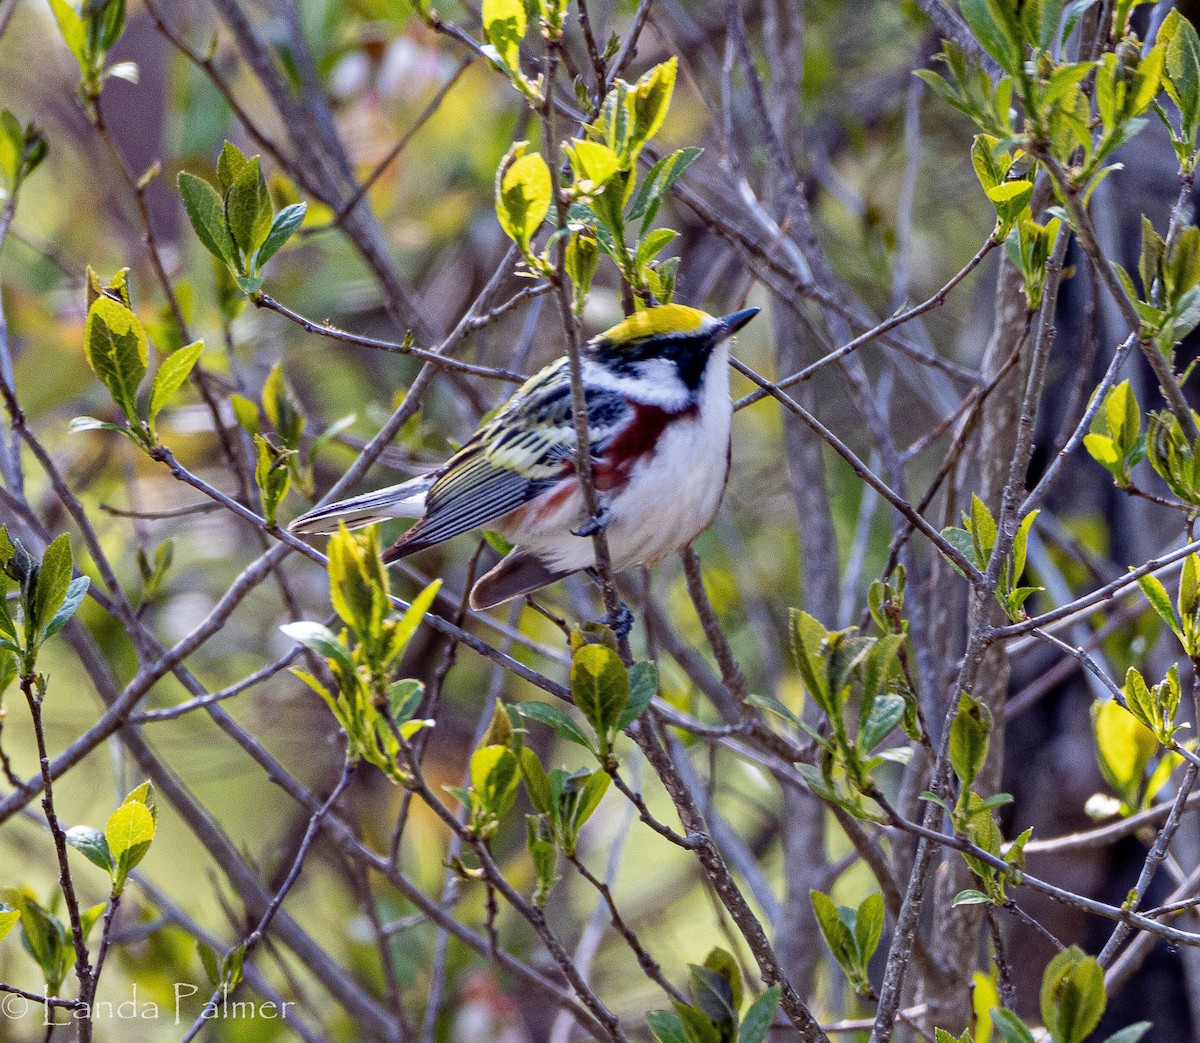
[394,367,631,554]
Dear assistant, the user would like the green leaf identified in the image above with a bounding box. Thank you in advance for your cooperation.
[0,112,22,190]
[941,526,978,578]
[257,202,307,267]
[1040,946,1106,1043]
[105,799,155,887]
[84,295,149,425]
[949,692,992,791]
[788,609,832,714]
[637,227,678,271]
[627,146,703,224]
[177,171,235,265]
[570,769,610,835]
[861,693,906,751]
[512,700,595,750]
[1162,10,1200,144]
[953,888,993,906]
[630,58,678,150]
[470,744,519,818]
[148,340,203,431]
[33,534,72,642]
[565,233,600,313]
[811,890,859,982]
[854,892,885,963]
[1138,573,1182,637]
[518,747,552,814]
[226,156,273,263]
[1092,699,1157,807]
[389,678,425,720]
[959,0,1021,75]
[968,494,997,564]
[688,964,737,1024]
[197,940,220,987]
[43,576,89,640]
[570,642,630,749]
[702,947,743,1012]
[481,701,514,749]
[495,145,551,257]
[47,0,88,70]
[66,826,114,872]
[526,814,557,905]
[738,987,781,1043]
[991,1007,1036,1043]
[216,140,249,192]
[565,139,621,190]
[615,660,657,730]
[647,1010,691,1043]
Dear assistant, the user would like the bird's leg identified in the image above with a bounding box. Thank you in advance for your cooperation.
[581,569,635,639]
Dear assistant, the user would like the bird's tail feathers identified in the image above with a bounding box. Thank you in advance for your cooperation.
[287,474,435,535]
[469,550,576,609]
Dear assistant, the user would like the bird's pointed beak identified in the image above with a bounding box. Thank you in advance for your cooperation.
[719,307,759,338]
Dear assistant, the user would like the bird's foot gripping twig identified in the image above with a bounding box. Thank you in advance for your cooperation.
[572,506,611,538]
[597,601,634,640]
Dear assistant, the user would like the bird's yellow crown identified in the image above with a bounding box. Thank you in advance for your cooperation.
[595,304,713,347]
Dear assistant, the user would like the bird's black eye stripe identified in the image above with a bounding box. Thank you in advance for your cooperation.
[590,331,715,390]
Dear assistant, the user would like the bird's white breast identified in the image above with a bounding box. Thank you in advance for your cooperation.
[605,344,733,568]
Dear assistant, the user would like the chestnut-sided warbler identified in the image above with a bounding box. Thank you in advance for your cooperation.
[290,303,759,611]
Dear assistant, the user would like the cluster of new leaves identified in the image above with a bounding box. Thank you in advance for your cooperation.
[940,945,1147,1043]
[0,887,97,998]
[491,50,698,309]
[1090,696,1181,818]
[809,890,884,996]
[46,0,135,99]
[1084,381,1145,487]
[928,691,1031,907]
[512,629,657,763]
[922,2,1200,316]
[1087,379,1200,507]
[283,525,439,783]
[0,529,89,676]
[71,268,203,450]
[1146,408,1200,505]
[230,363,355,518]
[65,784,158,897]
[756,608,916,819]
[647,947,781,1043]
[1116,217,1200,358]
[1,785,156,996]
[942,495,1043,620]
[454,633,652,902]
[453,699,609,904]
[178,142,307,296]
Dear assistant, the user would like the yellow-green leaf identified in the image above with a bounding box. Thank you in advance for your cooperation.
[149,340,203,431]
[84,295,149,424]
[496,145,551,255]
[1092,700,1157,807]
[482,0,526,72]
[105,799,155,887]
[565,139,620,190]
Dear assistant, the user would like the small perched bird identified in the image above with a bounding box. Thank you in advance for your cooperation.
[290,303,758,614]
